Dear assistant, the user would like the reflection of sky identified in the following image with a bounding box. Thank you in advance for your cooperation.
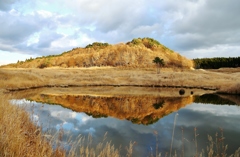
[11,99,240,157]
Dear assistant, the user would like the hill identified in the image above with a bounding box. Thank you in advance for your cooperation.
[2,38,193,68]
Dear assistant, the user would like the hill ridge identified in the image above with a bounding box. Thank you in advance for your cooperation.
[2,37,193,69]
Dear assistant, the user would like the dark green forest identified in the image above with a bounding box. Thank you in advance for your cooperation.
[194,94,236,105]
[193,57,240,69]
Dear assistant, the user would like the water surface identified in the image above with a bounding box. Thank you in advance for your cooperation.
[11,87,240,156]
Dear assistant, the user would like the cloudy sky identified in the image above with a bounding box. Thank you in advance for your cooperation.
[1,0,240,65]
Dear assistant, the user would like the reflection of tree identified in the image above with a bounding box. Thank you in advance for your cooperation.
[130,118,140,124]
[194,94,236,105]
[129,115,160,125]
[153,100,165,109]
[86,112,108,118]
[142,115,160,125]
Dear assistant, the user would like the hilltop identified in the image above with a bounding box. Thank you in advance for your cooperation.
[1,38,193,68]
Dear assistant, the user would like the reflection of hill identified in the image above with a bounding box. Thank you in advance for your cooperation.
[194,94,238,105]
[11,87,240,125]
[29,94,193,125]
[217,94,240,105]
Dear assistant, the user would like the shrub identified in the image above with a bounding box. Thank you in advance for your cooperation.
[127,38,142,45]
[38,63,48,69]
[153,101,165,109]
[126,37,168,51]
[25,57,34,62]
[85,42,110,49]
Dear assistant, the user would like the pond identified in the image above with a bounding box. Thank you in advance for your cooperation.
[11,87,240,156]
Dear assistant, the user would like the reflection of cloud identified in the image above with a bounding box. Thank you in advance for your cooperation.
[174,103,240,156]
[84,127,96,134]
[32,115,39,125]
[60,122,74,131]
[82,116,91,122]
[185,103,240,116]
[11,99,240,157]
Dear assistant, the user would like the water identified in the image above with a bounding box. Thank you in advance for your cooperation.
[11,88,240,156]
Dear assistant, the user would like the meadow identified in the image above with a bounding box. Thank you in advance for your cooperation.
[0,67,239,94]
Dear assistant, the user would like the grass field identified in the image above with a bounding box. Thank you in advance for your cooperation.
[0,67,239,94]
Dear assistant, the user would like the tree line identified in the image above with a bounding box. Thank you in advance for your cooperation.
[194,94,236,105]
[193,57,240,69]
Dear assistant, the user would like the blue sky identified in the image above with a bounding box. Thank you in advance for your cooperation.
[1,0,240,65]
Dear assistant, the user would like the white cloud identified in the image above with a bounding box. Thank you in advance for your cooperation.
[131,24,163,37]
[37,10,53,18]
[0,50,35,65]
[182,45,240,59]
[169,0,240,52]
[186,103,240,116]
[0,0,240,64]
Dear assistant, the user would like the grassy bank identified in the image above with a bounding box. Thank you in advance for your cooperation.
[0,67,239,94]
[0,94,132,157]
[0,95,59,157]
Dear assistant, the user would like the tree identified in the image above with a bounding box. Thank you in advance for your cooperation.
[153,57,165,74]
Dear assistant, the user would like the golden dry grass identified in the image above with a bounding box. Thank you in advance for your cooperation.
[0,95,58,157]
[1,42,193,69]
[0,94,132,157]
[0,67,239,94]
[218,83,240,95]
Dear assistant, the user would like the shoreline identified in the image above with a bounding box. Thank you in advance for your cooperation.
[5,84,218,92]
[0,67,239,95]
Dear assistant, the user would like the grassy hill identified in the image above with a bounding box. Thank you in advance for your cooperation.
[2,38,193,69]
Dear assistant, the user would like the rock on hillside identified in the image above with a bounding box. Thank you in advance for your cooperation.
[2,38,193,69]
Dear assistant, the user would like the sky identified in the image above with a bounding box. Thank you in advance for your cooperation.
[0,0,240,65]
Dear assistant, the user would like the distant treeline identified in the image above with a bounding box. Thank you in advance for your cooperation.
[193,57,240,69]
[194,94,236,105]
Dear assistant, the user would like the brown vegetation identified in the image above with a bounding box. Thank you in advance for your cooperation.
[0,95,60,157]
[217,83,240,95]
[25,93,194,125]
[1,38,193,69]
[0,94,133,157]
[0,67,239,95]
